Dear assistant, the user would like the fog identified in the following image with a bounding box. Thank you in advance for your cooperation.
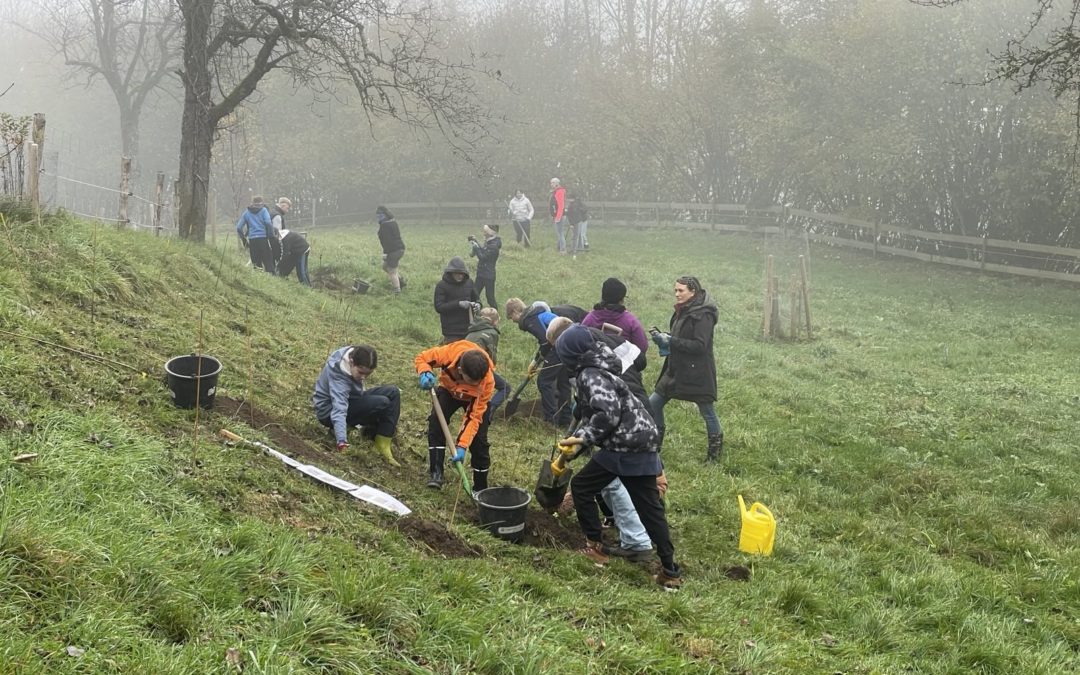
[0,0,1077,248]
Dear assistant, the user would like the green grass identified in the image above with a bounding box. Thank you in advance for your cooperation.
[1,201,1078,672]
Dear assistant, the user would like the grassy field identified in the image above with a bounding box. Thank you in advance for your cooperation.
[1,200,1078,673]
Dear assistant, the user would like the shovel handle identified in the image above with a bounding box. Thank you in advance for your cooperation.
[219,429,244,442]
[430,389,456,449]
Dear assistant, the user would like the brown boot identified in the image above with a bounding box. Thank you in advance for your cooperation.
[579,540,609,567]
[654,565,683,591]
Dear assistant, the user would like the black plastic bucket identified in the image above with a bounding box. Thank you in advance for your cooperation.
[476,486,531,543]
[353,279,371,294]
[164,354,222,410]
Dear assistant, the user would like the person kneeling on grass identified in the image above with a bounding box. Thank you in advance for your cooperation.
[555,324,682,589]
[415,341,495,494]
[312,345,401,466]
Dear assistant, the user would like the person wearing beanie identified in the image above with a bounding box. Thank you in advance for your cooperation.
[468,223,502,308]
[235,195,275,273]
[312,345,402,466]
[434,256,480,342]
[649,275,723,463]
[376,206,407,294]
[582,277,649,352]
[555,325,682,589]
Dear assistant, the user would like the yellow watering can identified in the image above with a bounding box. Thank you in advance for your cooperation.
[738,495,776,555]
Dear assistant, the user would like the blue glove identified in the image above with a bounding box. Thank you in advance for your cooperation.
[651,332,671,357]
[451,446,466,463]
[419,371,437,390]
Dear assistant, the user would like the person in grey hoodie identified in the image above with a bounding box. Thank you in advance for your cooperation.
[312,345,401,466]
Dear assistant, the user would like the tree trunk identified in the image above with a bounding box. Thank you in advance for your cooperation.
[177,0,215,241]
[119,105,140,172]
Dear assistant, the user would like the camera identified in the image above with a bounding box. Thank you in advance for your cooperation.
[649,326,662,337]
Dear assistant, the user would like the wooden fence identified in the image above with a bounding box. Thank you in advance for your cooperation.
[377,201,1080,285]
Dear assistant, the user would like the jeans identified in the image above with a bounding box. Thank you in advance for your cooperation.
[648,392,722,440]
[571,459,675,570]
[278,247,311,285]
[570,220,588,253]
[318,385,401,438]
[601,479,652,551]
[553,216,568,252]
[487,372,510,415]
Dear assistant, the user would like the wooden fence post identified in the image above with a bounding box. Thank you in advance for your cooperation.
[153,171,164,236]
[980,235,987,271]
[873,219,880,259]
[32,113,46,164]
[789,273,799,340]
[118,156,131,230]
[799,255,813,340]
[763,254,774,339]
[28,143,40,213]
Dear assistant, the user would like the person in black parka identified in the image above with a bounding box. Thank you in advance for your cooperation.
[434,256,480,343]
[469,223,502,308]
[376,205,406,294]
[648,275,723,463]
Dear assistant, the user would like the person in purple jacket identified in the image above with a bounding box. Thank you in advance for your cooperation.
[581,278,648,353]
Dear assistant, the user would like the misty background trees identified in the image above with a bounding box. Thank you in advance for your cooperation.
[2,0,1079,246]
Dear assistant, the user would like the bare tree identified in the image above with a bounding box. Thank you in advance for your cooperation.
[30,0,181,163]
[176,0,496,241]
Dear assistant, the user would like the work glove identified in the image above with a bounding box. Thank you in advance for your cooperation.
[559,436,584,450]
[336,441,349,451]
[451,446,466,463]
[527,362,540,378]
[457,300,473,309]
[470,302,482,314]
[418,371,437,390]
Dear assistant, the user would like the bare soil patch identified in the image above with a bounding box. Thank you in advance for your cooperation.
[396,517,481,558]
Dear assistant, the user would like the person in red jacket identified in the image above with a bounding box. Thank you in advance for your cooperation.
[415,341,495,492]
[549,177,568,254]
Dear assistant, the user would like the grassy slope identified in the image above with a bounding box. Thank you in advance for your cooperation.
[1,202,1078,674]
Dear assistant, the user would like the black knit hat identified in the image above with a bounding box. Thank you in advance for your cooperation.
[601,277,627,304]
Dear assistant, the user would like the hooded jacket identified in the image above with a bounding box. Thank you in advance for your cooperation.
[414,340,494,449]
[654,288,719,403]
[557,327,661,476]
[377,214,405,253]
[465,316,500,365]
[280,230,310,257]
[312,346,367,445]
[582,305,649,352]
[470,234,501,279]
[236,204,271,240]
[433,257,479,340]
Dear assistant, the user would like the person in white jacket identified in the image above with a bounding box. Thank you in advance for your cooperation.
[507,190,535,247]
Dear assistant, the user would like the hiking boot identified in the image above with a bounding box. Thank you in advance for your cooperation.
[707,432,724,463]
[601,545,654,563]
[655,566,683,591]
[579,540,609,567]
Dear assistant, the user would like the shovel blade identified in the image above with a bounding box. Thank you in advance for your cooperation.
[503,396,521,419]
[534,459,573,511]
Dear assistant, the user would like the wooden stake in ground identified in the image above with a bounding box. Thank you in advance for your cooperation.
[770,274,781,336]
[154,172,164,236]
[118,156,131,230]
[763,254,774,339]
[192,309,205,467]
[789,273,799,340]
[28,143,40,215]
[799,255,813,339]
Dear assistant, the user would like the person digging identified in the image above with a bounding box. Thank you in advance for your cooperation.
[414,341,495,493]
[312,345,401,466]
[554,324,683,590]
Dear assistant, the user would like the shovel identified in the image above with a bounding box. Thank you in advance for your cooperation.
[534,440,583,511]
[503,349,542,419]
[430,388,474,498]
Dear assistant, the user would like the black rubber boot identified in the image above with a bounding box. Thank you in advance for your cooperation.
[472,469,488,493]
[707,433,724,463]
[427,447,445,489]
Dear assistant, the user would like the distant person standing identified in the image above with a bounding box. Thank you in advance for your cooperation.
[434,256,480,342]
[549,177,568,254]
[508,190,534,247]
[566,192,589,254]
[236,195,275,273]
[277,228,311,286]
[269,197,291,265]
[469,223,502,308]
[376,205,406,294]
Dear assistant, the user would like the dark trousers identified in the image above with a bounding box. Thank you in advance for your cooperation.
[512,219,531,246]
[538,351,572,427]
[269,236,282,266]
[475,275,497,308]
[487,372,510,416]
[426,387,491,473]
[248,238,276,274]
[279,248,311,285]
[318,385,400,438]
[571,460,675,570]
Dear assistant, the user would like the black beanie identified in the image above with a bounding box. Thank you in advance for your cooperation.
[601,278,627,305]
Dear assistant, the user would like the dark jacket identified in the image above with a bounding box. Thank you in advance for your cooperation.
[465,317,500,365]
[433,257,479,341]
[519,302,586,355]
[654,289,719,403]
[566,195,588,226]
[589,327,649,413]
[281,230,309,256]
[568,341,661,476]
[378,217,405,254]
[470,235,502,279]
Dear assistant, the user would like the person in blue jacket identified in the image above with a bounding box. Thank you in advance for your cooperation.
[236,195,275,273]
[312,345,401,466]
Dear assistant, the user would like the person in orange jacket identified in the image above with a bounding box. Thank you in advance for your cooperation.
[415,340,495,492]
